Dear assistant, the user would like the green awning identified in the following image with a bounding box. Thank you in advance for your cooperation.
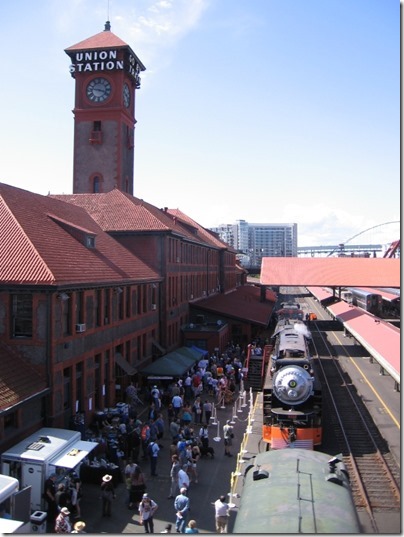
[141,347,198,378]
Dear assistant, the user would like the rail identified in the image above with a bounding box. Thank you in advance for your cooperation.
[311,322,400,532]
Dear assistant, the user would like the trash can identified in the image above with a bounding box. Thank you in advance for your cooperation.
[30,510,47,533]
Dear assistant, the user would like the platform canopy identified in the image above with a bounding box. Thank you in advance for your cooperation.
[260,257,400,287]
[141,346,206,379]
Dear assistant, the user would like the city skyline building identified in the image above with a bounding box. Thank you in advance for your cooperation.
[210,221,298,267]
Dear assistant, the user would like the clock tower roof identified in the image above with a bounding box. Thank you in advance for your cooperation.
[65,21,145,70]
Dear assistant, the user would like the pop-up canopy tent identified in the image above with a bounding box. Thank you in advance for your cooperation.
[141,346,208,379]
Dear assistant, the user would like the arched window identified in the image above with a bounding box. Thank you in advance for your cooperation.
[93,176,100,193]
[90,174,103,193]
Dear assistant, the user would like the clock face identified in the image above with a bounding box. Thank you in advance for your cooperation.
[123,83,131,108]
[86,77,112,103]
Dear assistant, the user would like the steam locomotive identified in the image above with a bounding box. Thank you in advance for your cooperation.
[262,317,322,449]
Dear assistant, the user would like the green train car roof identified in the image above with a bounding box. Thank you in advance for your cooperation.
[233,449,361,534]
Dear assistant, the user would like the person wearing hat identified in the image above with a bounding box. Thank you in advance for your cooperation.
[54,507,72,533]
[101,474,115,517]
[71,520,86,533]
[138,493,158,534]
[223,420,234,457]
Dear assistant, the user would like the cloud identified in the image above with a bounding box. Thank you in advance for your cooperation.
[115,0,210,52]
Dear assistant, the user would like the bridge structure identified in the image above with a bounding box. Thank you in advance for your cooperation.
[297,243,383,257]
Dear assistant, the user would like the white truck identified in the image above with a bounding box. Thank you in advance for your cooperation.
[1,428,97,512]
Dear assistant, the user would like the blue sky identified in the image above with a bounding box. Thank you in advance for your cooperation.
[0,0,399,247]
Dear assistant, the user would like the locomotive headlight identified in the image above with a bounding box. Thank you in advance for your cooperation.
[288,380,297,388]
[288,389,298,398]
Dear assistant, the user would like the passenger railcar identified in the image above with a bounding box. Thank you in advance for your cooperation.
[262,319,322,449]
[346,287,382,315]
[233,449,361,534]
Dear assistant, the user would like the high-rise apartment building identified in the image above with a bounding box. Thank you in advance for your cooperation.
[211,221,298,266]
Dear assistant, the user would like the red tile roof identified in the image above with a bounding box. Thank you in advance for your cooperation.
[261,258,400,287]
[167,209,234,251]
[52,190,230,250]
[65,28,129,51]
[0,341,48,412]
[64,25,145,70]
[0,183,159,286]
[194,285,276,326]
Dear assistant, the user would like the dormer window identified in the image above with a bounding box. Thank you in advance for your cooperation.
[86,235,96,248]
[47,214,97,250]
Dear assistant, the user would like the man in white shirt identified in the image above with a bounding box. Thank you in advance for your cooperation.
[177,465,190,491]
[172,394,183,419]
[213,495,230,533]
[148,440,160,476]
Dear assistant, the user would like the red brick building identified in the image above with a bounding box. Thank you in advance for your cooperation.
[0,23,275,452]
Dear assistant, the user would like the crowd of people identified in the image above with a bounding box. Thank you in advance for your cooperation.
[48,342,247,532]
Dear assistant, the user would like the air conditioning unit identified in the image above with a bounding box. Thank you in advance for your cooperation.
[151,304,156,310]
[202,291,207,296]
[75,323,86,333]
[190,294,194,300]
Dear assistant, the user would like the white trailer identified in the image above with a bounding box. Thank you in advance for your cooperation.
[0,474,31,533]
[1,428,97,511]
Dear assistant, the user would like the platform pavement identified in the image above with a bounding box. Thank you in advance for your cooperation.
[63,392,252,534]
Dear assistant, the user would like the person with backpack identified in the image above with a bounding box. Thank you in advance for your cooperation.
[139,493,158,534]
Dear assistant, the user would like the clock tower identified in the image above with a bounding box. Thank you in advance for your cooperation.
[65,21,145,195]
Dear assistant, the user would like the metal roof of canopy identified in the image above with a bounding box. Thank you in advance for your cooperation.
[260,258,400,287]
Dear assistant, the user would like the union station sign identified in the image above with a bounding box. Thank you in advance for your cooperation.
[69,49,142,87]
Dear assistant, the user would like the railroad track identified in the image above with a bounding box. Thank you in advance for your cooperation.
[311,323,400,532]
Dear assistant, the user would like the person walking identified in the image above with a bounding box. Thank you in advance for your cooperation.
[100,474,115,517]
[130,465,147,509]
[174,487,190,534]
[177,464,190,491]
[185,520,199,533]
[138,493,158,534]
[192,397,202,424]
[202,400,212,424]
[168,454,181,498]
[223,420,234,457]
[213,495,230,533]
[172,394,183,419]
[148,439,160,476]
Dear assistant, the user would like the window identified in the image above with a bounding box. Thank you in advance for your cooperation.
[63,368,72,411]
[93,176,101,193]
[11,294,33,338]
[96,290,102,327]
[90,121,103,145]
[104,289,111,324]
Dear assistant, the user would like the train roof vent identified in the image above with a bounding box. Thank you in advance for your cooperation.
[253,469,269,481]
[325,474,344,486]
